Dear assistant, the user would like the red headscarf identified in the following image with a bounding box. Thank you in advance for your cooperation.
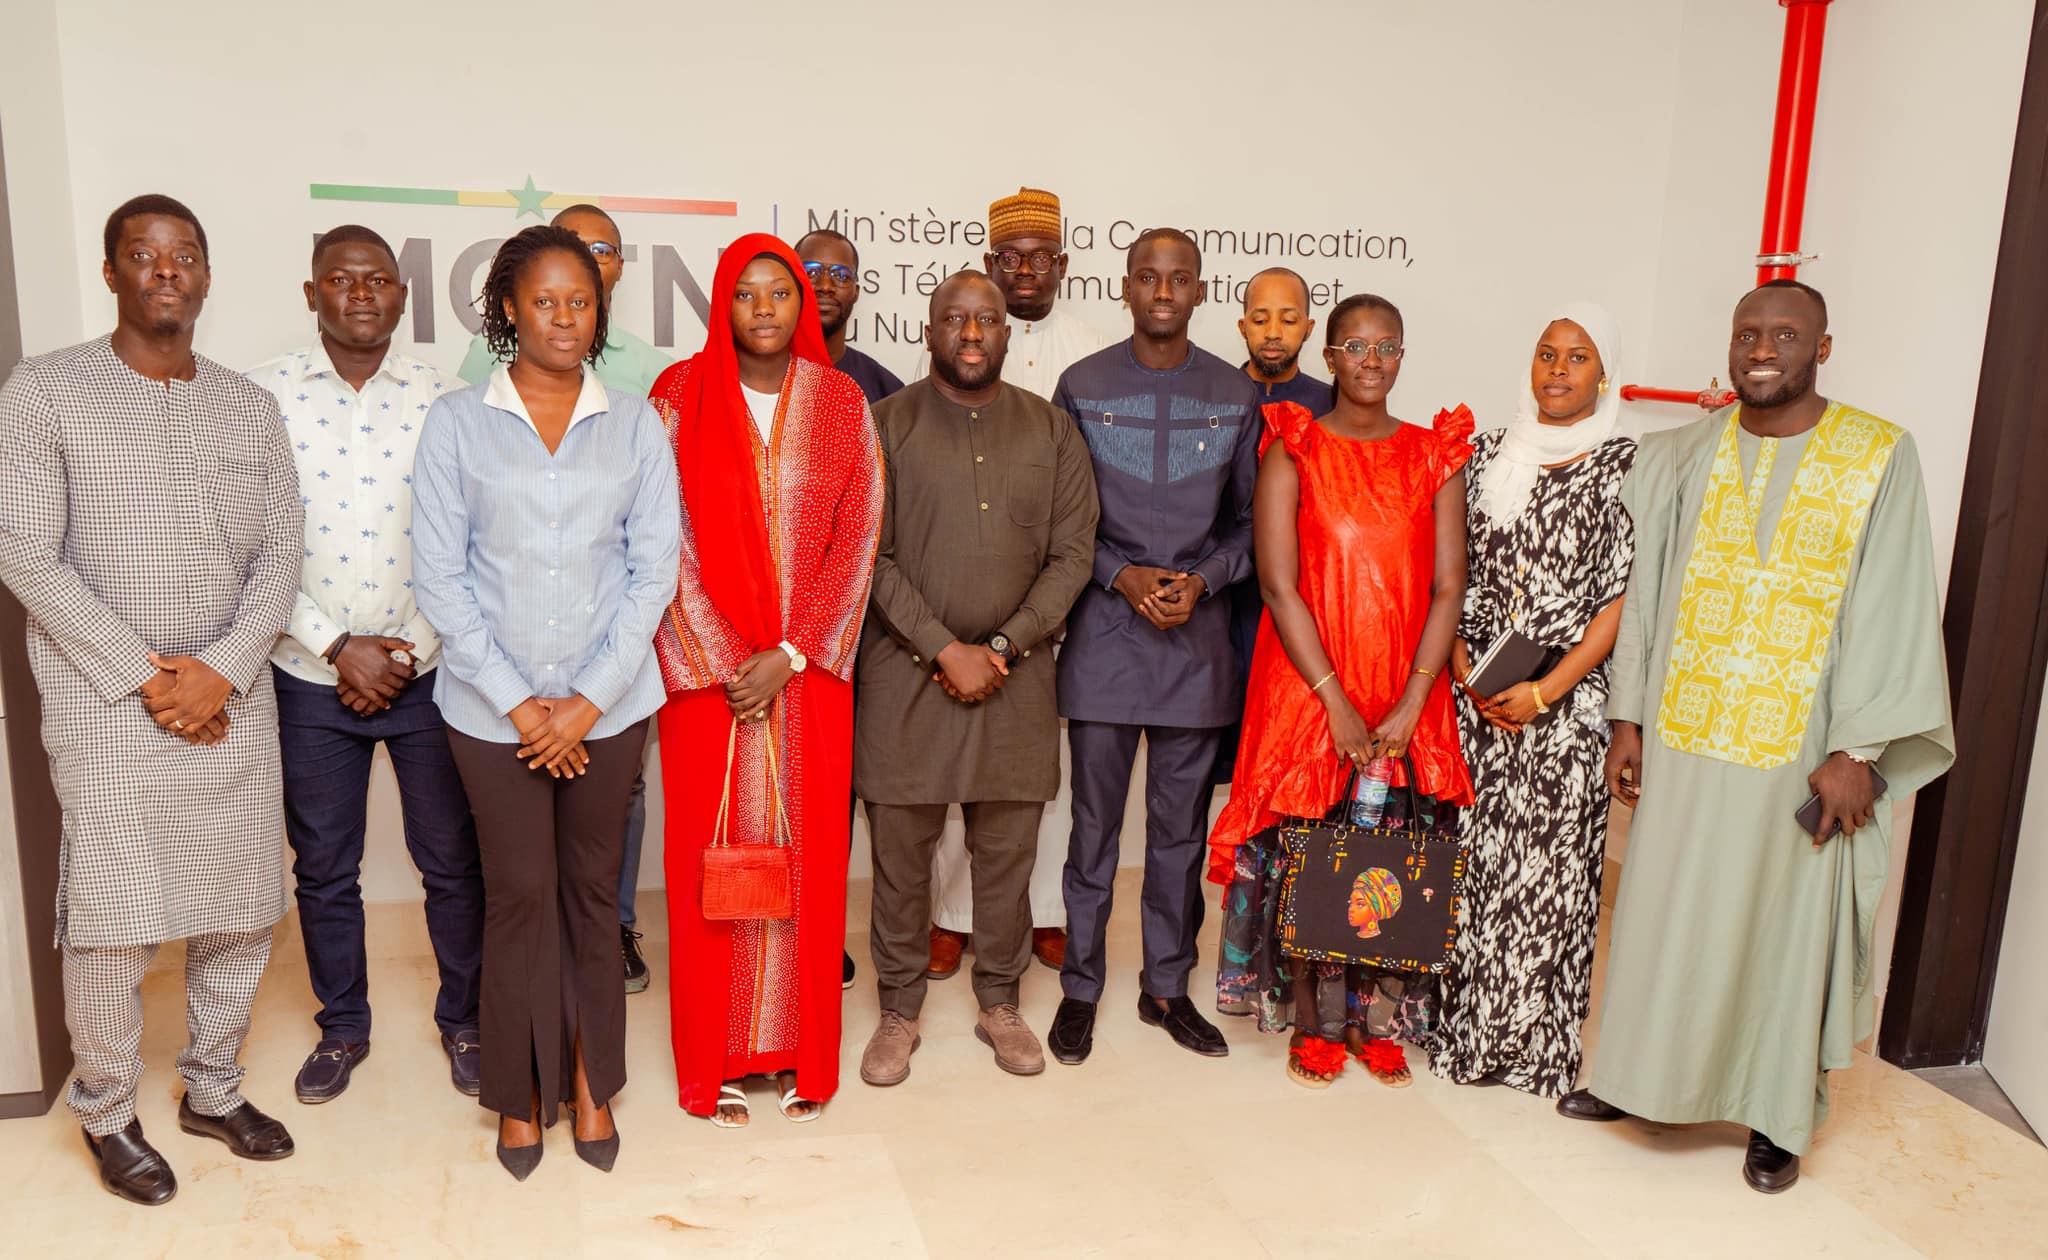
[670,233,831,649]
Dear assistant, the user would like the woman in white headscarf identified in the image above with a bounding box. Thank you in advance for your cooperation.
[1432,304,1637,1097]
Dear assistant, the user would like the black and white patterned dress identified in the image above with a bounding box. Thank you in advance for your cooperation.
[1431,429,1634,1096]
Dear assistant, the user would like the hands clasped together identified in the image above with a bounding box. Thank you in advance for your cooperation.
[140,652,235,746]
[727,648,796,723]
[1112,565,1207,631]
[512,695,602,778]
[934,641,1009,704]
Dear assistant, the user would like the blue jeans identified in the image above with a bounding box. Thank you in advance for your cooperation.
[275,667,483,1042]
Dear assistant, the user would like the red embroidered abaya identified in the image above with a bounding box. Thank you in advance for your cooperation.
[650,234,883,1116]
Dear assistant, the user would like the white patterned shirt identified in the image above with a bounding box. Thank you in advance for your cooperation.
[249,342,450,684]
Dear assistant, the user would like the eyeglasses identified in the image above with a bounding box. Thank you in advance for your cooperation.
[994,249,1058,275]
[1334,337,1404,362]
[585,241,620,260]
[803,261,856,286]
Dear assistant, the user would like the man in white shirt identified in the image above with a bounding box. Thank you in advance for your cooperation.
[918,188,1109,980]
[249,225,483,1105]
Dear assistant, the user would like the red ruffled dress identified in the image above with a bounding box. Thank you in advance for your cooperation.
[1207,401,1477,885]
[1208,401,1476,1042]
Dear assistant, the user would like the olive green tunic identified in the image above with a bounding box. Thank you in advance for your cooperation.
[1590,405,1954,1155]
[854,380,1098,805]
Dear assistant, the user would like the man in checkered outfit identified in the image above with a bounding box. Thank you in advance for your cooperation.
[0,194,305,1206]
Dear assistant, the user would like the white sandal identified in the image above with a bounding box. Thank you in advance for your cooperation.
[777,1080,823,1124]
[710,1083,750,1129]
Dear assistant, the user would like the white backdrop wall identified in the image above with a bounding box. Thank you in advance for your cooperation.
[1,0,2032,989]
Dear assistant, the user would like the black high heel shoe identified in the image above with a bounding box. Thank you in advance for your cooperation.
[496,1111,544,1181]
[566,1102,620,1173]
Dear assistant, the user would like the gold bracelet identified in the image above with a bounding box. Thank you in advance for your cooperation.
[1530,680,1550,713]
[1309,671,1338,693]
[1413,666,1438,680]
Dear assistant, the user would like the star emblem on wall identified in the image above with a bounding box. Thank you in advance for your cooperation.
[508,175,552,220]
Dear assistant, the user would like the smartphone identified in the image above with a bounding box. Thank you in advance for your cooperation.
[1794,765,1889,839]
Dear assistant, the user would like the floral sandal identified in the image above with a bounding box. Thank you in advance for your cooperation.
[1355,1037,1412,1088]
[1286,1036,1348,1090]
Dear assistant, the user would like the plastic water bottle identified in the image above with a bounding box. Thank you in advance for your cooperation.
[1350,757,1394,827]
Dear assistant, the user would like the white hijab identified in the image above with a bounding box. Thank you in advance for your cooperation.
[1477,301,1624,525]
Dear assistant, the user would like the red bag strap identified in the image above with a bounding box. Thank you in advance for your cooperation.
[709,703,795,850]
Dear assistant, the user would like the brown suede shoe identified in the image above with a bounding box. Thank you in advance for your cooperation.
[1031,927,1066,971]
[926,926,967,980]
[975,1003,1046,1076]
[860,1010,921,1087]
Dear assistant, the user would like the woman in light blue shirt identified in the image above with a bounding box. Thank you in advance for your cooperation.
[412,225,680,1181]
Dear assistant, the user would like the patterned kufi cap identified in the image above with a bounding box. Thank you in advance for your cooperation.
[988,187,1062,244]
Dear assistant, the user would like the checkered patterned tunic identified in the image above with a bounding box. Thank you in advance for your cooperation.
[0,337,304,947]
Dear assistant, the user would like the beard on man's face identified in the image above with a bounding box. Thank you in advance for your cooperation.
[816,306,847,339]
[933,348,1003,391]
[1734,358,1817,409]
[1250,349,1299,379]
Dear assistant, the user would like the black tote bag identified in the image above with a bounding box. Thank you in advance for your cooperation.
[1275,759,1468,972]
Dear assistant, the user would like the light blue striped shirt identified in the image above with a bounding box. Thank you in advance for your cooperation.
[411,364,680,743]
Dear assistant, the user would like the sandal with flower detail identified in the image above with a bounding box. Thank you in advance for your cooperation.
[1286,1036,1348,1089]
[1355,1036,1412,1088]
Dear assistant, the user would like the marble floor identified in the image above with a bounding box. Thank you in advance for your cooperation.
[3,872,2044,1259]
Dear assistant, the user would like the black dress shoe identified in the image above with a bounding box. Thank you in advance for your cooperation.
[566,1102,620,1173]
[1138,993,1229,1058]
[294,1038,369,1104]
[1556,1089,1627,1122]
[1048,997,1096,1065]
[440,1028,482,1096]
[1743,1130,1801,1193]
[843,950,856,991]
[622,926,650,995]
[497,1131,544,1182]
[84,1120,177,1206]
[179,1096,294,1160]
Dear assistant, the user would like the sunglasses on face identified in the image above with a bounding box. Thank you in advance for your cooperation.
[994,249,1058,275]
[1334,337,1404,362]
[803,262,857,285]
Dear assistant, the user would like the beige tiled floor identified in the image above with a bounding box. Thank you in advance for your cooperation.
[3,871,2043,1259]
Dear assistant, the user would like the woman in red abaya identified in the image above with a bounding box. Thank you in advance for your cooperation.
[649,234,882,1127]
[1207,294,1474,1091]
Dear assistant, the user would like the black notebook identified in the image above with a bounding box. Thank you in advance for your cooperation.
[1466,630,1553,696]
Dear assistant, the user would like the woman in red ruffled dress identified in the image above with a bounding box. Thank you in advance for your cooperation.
[1206,294,1474,1089]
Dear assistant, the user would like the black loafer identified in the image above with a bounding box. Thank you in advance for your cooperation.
[1048,997,1096,1065]
[1138,993,1229,1058]
[440,1028,482,1096]
[84,1120,177,1206]
[1743,1130,1801,1193]
[1556,1089,1627,1122]
[294,1038,369,1103]
[177,1096,295,1161]
[842,950,856,991]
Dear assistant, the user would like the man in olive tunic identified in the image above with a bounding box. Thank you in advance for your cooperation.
[855,271,1098,1085]
[1561,282,1954,1194]
[0,196,305,1205]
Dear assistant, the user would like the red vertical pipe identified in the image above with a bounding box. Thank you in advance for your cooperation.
[1757,0,1833,283]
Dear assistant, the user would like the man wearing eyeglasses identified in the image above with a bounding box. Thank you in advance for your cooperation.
[798,229,902,405]
[1045,227,1261,1065]
[923,188,1109,984]
[456,203,674,997]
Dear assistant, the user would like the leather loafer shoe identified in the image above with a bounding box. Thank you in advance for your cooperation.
[84,1120,177,1206]
[926,926,966,980]
[294,1038,369,1104]
[1743,1130,1801,1193]
[440,1028,482,1096]
[1556,1089,1627,1122]
[178,1096,295,1161]
[1048,997,1096,1065]
[1138,993,1229,1058]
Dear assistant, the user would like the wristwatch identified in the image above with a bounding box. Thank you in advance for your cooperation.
[989,633,1017,663]
[778,640,809,673]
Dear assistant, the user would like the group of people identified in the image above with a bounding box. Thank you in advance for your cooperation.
[0,183,1953,1208]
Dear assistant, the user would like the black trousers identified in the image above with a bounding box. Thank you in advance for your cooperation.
[1061,721,1222,1003]
[448,720,647,1124]
[276,668,482,1044]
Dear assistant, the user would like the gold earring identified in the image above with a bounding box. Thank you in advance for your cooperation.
[1598,377,1609,394]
